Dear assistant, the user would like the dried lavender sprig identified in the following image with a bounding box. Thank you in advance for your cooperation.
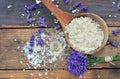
[54,25,61,30]
[72,2,81,9]
[87,53,120,67]
[38,17,47,27]
[109,40,119,48]
[26,14,36,23]
[67,51,88,77]
[81,5,88,12]
[29,33,35,47]
[112,29,120,36]
[63,0,70,4]
[24,4,37,14]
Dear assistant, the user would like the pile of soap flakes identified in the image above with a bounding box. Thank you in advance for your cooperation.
[23,28,69,68]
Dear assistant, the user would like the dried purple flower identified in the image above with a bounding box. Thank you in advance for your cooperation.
[26,13,36,23]
[37,37,44,46]
[29,33,35,47]
[72,2,81,9]
[117,1,120,11]
[37,28,45,35]
[38,17,47,27]
[67,50,88,77]
[109,40,119,48]
[55,25,61,30]
[112,29,120,36]
[63,0,70,4]
[81,6,88,12]
[24,4,37,14]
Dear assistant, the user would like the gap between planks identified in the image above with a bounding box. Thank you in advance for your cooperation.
[0,25,120,29]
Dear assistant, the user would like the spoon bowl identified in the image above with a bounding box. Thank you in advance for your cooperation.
[41,0,109,54]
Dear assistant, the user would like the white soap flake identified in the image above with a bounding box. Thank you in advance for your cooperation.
[98,75,101,78]
[14,39,17,42]
[17,46,20,49]
[20,60,23,64]
[7,5,12,8]
[35,0,41,4]
[108,14,112,17]
[21,14,25,16]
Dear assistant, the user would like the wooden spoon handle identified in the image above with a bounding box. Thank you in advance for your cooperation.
[41,0,73,30]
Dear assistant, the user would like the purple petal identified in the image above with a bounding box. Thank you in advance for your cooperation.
[63,0,70,4]
[112,29,120,36]
[109,40,119,48]
[26,14,36,23]
[29,33,35,47]
[37,38,44,46]
[72,2,81,9]
[38,17,47,27]
[37,28,45,34]
[55,25,61,30]
[117,1,120,11]
[81,6,88,12]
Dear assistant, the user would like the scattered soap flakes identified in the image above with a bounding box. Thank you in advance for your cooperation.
[7,5,12,8]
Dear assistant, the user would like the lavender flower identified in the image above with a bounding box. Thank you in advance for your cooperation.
[37,28,45,35]
[29,33,35,47]
[37,37,44,46]
[117,1,120,11]
[81,6,88,12]
[38,17,47,27]
[72,2,81,9]
[67,50,88,77]
[55,25,61,30]
[26,13,36,23]
[112,29,120,36]
[63,0,70,4]
[109,40,119,48]
[24,4,37,14]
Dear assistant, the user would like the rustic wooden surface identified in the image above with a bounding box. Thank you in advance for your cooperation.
[0,0,120,79]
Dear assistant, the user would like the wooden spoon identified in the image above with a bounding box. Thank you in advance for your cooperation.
[41,0,109,54]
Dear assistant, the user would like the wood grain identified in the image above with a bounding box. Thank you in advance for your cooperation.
[0,0,120,28]
[0,69,120,79]
[0,26,120,69]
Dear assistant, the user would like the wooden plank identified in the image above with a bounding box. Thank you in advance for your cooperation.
[0,27,120,69]
[0,69,120,79]
[0,0,120,27]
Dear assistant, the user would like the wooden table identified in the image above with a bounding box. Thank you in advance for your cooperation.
[0,0,120,79]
